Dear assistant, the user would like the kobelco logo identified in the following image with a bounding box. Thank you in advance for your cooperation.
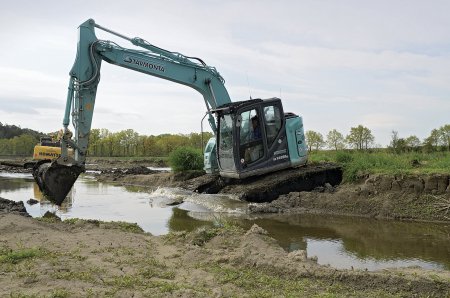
[124,56,165,72]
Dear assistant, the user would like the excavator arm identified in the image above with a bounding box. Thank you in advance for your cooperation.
[35,19,231,204]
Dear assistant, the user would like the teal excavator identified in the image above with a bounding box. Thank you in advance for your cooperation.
[34,19,308,204]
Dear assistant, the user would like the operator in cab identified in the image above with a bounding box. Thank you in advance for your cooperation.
[244,115,263,163]
[250,115,262,140]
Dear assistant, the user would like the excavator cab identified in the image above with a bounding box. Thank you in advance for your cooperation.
[214,98,308,179]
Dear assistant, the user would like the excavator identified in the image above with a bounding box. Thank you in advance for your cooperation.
[33,19,309,204]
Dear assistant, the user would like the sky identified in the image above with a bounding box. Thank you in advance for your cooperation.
[0,0,449,146]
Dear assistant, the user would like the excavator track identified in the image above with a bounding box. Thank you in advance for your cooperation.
[185,163,343,203]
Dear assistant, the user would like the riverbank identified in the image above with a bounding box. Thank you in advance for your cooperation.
[2,157,449,222]
[92,164,450,222]
[250,173,450,222]
[1,208,450,297]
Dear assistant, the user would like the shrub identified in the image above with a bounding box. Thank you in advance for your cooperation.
[168,147,203,172]
[335,151,353,164]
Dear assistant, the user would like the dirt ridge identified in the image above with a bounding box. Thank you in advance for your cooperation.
[0,212,449,297]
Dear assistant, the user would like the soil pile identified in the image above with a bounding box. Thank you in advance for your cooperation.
[0,197,29,217]
[96,166,161,181]
[0,162,31,174]
[250,173,450,221]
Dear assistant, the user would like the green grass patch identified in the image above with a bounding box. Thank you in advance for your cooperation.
[9,289,71,298]
[188,221,243,247]
[0,247,43,264]
[309,150,450,182]
[51,270,97,283]
[208,265,406,297]
[102,221,144,233]
[62,218,144,233]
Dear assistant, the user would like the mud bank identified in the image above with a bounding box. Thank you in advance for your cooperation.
[92,164,450,222]
[2,158,449,222]
[1,210,449,297]
[96,163,343,203]
[0,197,29,217]
[250,173,450,222]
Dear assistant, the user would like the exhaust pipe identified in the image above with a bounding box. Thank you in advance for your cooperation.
[32,158,83,205]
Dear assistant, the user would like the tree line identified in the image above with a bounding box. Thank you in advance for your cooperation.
[305,124,450,153]
[1,122,448,157]
[0,122,44,140]
[86,129,213,157]
[0,126,213,157]
[0,134,38,156]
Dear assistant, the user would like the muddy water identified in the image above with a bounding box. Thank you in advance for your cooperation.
[1,172,450,271]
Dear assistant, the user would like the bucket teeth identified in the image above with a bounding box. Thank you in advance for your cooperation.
[33,161,83,205]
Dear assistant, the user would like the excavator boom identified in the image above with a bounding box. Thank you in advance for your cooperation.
[34,19,232,204]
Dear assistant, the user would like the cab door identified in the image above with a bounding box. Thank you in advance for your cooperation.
[237,108,265,169]
[261,102,290,167]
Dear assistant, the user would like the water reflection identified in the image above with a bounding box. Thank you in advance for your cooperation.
[167,207,213,232]
[0,173,34,192]
[240,214,450,270]
[0,172,172,235]
[1,172,449,271]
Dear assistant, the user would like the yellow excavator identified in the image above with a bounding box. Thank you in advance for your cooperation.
[25,130,73,169]
[33,136,61,161]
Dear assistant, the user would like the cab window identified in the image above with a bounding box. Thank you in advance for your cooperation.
[239,109,263,165]
[263,105,282,147]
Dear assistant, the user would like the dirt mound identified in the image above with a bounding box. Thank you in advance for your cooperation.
[0,213,449,296]
[250,173,450,222]
[0,197,30,217]
[95,166,161,182]
[0,162,31,174]
[178,223,450,297]
[85,158,167,171]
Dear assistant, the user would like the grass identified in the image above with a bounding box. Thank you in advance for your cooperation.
[9,289,71,298]
[63,218,144,233]
[208,265,405,298]
[9,288,73,298]
[0,247,43,264]
[309,150,450,182]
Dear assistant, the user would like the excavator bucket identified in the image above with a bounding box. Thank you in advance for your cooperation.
[33,160,83,205]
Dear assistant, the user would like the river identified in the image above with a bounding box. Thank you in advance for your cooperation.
[1,171,449,271]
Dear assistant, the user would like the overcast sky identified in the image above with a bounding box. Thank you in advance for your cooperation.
[0,0,449,146]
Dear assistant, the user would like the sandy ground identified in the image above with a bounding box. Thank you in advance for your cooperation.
[1,212,450,297]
